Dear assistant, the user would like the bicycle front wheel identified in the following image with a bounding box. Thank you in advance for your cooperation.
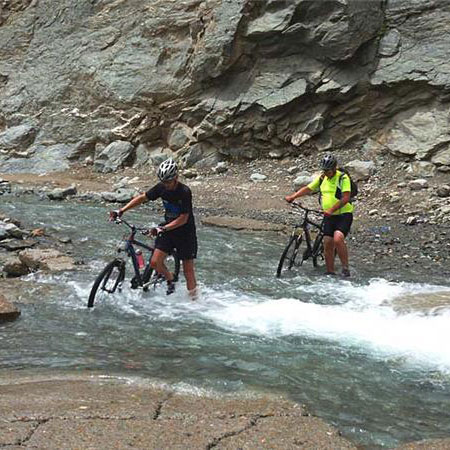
[276,234,304,278]
[87,259,125,308]
[312,234,324,267]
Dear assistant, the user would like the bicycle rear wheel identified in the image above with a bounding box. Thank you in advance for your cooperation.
[87,259,125,308]
[276,234,304,278]
[142,251,181,290]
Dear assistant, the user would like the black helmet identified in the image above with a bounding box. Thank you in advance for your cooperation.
[157,158,178,181]
[320,154,337,170]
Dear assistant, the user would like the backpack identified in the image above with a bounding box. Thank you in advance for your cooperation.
[318,168,358,204]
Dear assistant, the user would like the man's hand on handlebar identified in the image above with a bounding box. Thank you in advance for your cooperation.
[285,195,297,203]
[109,209,123,222]
[150,226,166,237]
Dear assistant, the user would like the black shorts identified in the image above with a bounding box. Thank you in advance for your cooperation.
[155,230,197,261]
[323,213,353,237]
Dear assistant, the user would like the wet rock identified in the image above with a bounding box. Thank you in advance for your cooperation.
[0,222,27,239]
[0,179,12,194]
[0,239,36,251]
[47,185,77,200]
[0,293,20,322]
[2,255,29,277]
[101,188,137,203]
[18,248,76,272]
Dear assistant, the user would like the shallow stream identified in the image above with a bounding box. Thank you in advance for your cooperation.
[2,197,450,448]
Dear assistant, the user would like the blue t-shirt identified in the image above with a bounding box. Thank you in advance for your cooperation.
[145,182,196,234]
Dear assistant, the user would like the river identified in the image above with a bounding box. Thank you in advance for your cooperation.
[1,197,450,448]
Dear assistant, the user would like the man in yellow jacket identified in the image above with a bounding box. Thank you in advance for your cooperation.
[285,154,353,277]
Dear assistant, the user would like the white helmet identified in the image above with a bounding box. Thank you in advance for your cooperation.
[157,158,178,181]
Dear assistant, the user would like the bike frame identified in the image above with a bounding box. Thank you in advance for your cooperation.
[291,203,324,263]
[116,218,155,288]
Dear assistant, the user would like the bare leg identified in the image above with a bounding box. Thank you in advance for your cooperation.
[182,259,197,299]
[150,249,173,281]
[323,236,335,273]
[333,231,349,270]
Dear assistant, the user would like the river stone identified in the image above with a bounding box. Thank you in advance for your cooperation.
[408,179,428,190]
[436,185,450,198]
[0,239,36,251]
[18,248,76,272]
[47,185,77,200]
[101,189,137,203]
[0,294,20,322]
[2,255,29,277]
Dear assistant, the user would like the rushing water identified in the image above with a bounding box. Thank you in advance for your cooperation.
[2,197,450,448]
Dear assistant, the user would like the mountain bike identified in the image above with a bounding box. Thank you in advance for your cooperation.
[276,203,325,277]
[87,217,180,308]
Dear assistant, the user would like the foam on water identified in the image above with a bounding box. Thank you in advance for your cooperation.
[49,271,450,372]
[200,278,450,371]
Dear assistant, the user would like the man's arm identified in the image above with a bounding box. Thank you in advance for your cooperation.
[324,191,350,216]
[118,192,148,215]
[162,213,189,232]
[285,186,313,203]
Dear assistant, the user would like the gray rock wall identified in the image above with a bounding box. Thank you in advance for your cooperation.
[0,0,449,172]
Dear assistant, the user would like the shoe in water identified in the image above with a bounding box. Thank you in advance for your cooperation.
[166,281,175,295]
[324,271,336,276]
[341,268,351,278]
[130,277,139,289]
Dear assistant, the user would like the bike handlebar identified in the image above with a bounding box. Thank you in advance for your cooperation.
[109,213,165,237]
[109,215,152,235]
[289,202,323,215]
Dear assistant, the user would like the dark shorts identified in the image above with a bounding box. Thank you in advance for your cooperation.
[155,230,197,261]
[323,213,353,237]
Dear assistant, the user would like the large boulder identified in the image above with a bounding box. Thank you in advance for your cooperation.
[93,141,134,173]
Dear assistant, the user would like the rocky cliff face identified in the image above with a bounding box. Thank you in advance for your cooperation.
[0,0,449,173]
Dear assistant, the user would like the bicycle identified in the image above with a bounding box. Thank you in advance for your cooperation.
[276,202,325,278]
[87,217,180,308]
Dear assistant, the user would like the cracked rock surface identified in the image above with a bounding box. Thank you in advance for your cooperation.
[0,374,356,449]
